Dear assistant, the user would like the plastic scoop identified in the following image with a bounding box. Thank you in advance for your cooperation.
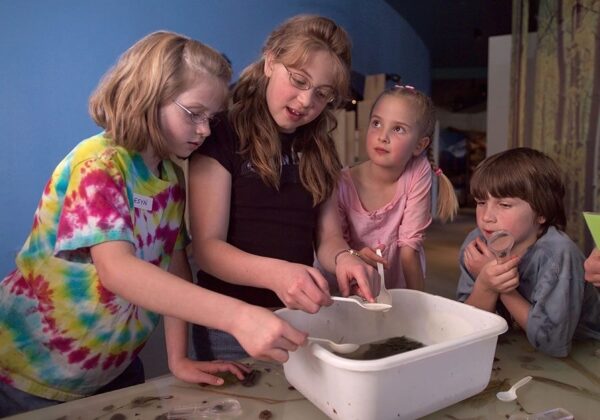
[496,375,532,402]
[166,398,241,419]
[331,296,392,311]
[375,249,392,308]
[308,337,360,353]
[487,230,515,262]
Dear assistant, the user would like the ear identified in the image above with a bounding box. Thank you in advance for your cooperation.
[263,52,275,78]
[536,215,546,225]
[413,136,430,156]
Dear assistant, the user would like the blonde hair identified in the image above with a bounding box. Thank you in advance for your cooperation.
[371,86,459,222]
[89,31,232,159]
[230,15,352,205]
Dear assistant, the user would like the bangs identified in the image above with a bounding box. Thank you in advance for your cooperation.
[280,43,350,102]
[470,158,533,201]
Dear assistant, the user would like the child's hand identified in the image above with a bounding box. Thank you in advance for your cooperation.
[464,237,494,277]
[231,305,308,363]
[354,246,388,269]
[169,358,251,386]
[476,255,520,294]
[335,251,379,302]
[584,248,600,287]
[272,263,332,313]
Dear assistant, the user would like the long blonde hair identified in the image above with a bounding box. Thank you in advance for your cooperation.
[230,15,352,205]
[372,86,459,222]
[89,31,232,159]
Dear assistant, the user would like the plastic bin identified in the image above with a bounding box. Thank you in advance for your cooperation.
[276,289,508,419]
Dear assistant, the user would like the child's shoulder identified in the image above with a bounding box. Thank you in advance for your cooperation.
[70,133,126,162]
[533,226,584,260]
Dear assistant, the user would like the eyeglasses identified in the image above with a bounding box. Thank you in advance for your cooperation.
[281,64,337,104]
[173,100,213,125]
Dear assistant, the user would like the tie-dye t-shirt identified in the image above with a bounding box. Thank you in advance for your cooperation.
[0,134,187,401]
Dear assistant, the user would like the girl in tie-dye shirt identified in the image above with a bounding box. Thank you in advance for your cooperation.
[0,31,307,417]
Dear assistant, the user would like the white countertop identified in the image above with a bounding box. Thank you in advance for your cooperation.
[6,330,600,419]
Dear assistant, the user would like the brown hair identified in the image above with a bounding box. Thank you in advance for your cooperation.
[230,15,352,205]
[371,86,459,222]
[89,31,232,159]
[470,147,567,231]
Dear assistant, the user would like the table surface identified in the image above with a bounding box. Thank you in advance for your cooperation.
[7,330,600,420]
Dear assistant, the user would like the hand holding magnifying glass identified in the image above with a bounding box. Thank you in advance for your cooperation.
[487,230,514,263]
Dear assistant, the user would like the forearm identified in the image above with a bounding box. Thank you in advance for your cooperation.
[164,316,188,367]
[400,246,424,291]
[164,250,192,366]
[464,281,499,312]
[499,290,531,330]
[193,237,290,289]
[93,242,249,335]
[314,194,351,274]
[316,235,352,274]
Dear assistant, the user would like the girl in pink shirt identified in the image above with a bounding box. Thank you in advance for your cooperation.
[333,86,458,290]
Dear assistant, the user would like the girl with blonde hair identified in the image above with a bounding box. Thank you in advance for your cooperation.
[0,31,306,417]
[325,85,458,291]
[189,15,380,360]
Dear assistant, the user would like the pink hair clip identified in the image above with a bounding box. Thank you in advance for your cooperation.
[394,84,415,90]
[434,167,443,177]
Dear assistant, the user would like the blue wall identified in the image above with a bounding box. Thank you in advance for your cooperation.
[0,0,429,274]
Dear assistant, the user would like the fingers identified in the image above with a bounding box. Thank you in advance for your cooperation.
[288,269,332,313]
[475,237,491,255]
[491,260,520,292]
[207,360,251,380]
[334,252,379,302]
[352,268,378,302]
[306,267,331,298]
[584,250,600,286]
[173,360,251,385]
[260,322,308,363]
[358,247,386,268]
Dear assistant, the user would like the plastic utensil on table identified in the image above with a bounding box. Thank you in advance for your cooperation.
[508,407,574,420]
[375,249,393,307]
[496,375,532,402]
[331,296,392,311]
[166,398,241,419]
[307,337,360,353]
[487,230,515,262]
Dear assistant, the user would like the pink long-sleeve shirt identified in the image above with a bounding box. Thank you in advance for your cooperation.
[338,154,433,288]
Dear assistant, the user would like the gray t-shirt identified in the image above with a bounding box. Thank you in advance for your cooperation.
[457,226,600,357]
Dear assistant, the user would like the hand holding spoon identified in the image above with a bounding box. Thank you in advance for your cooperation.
[331,296,392,311]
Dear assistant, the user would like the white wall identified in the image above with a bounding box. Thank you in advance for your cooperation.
[487,33,538,156]
[487,35,512,157]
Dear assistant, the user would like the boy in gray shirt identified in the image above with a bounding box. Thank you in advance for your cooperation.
[456,148,600,357]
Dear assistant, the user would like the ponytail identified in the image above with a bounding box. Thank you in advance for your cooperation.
[427,148,459,222]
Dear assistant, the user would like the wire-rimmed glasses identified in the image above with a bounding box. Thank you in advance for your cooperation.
[281,64,337,104]
[173,100,213,126]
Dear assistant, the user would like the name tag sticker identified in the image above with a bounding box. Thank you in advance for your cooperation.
[133,194,153,211]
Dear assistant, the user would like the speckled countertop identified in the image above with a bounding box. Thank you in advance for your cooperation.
[7,330,600,420]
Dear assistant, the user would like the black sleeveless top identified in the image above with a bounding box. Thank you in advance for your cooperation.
[193,115,319,307]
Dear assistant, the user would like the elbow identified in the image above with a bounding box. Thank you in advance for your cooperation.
[191,238,208,268]
[95,259,121,294]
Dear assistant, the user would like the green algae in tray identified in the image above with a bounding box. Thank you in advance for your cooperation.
[335,336,424,360]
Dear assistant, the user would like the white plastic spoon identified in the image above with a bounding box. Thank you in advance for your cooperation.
[496,376,532,402]
[331,296,392,311]
[307,337,360,354]
[375,249,393,308]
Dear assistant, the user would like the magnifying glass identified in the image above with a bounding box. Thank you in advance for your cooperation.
[487,230,514,263]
